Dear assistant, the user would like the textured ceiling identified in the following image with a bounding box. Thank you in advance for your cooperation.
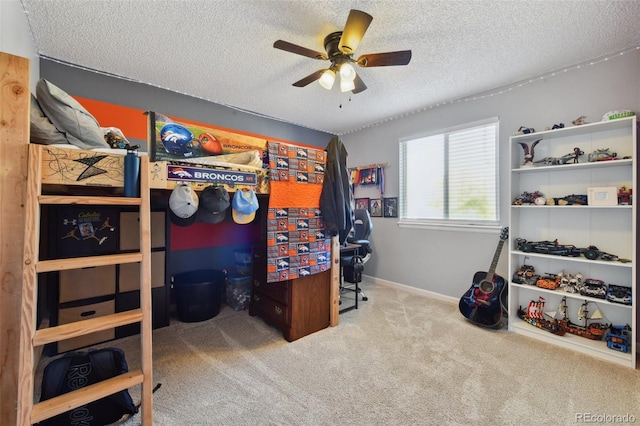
[20,0,640,135]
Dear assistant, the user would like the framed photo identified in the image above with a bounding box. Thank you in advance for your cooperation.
[369,198,382,217]
[587,186,618,206]
[383,197,398,218]
[355,197,370,211]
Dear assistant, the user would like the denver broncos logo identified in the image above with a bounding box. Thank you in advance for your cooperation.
[170,167,193,178]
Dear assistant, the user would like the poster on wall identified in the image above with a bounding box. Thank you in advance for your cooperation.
[369,198,382,217]
[148,111,268,167]
[383,197,398,218]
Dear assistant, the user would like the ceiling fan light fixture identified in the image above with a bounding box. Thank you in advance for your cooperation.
[274,9,411,95]
[318,69,336,90]
[339,63,356,81]
[340,78,356,92]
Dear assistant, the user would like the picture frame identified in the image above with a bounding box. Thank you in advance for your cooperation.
[383,197,398,218]
[587,187,618,206]
[355,197,370,211]
[369,198,382,217]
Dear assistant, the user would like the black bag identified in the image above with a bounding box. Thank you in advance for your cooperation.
[343,255,364,284]
[38,347,138,426]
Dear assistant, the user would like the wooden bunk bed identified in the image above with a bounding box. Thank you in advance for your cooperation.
[18,135,339,424]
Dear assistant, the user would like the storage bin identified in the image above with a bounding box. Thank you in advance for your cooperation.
[57,299,115,352]
[59,265,116,303]
[173,269,225,322]
[234,249,252,276]
[226,274,251,311]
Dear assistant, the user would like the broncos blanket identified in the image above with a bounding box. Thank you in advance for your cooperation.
[266,141,331,283]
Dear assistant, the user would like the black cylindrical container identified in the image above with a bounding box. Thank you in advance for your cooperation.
[172,270,225,322]
[124,150,140,197]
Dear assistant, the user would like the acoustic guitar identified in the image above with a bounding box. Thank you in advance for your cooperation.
[458,227,509,329]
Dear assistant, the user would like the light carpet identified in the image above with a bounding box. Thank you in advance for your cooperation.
[38,281,640,425]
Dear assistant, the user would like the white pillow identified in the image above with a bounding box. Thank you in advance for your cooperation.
[35,79,108,149]
[30,94,68,145]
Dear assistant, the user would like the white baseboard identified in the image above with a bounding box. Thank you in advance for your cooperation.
[362,274,458,305]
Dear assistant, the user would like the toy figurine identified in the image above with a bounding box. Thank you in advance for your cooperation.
[518,139,540,167]
[618,185,632,205]
[572,115,587,125]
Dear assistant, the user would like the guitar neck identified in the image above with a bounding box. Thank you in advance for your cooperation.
[485,239,506,280]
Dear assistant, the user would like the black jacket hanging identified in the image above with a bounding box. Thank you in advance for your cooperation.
[320,136,354,243]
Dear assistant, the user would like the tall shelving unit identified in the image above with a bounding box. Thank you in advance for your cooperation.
[508,116,638,368]
[18,144,153,424]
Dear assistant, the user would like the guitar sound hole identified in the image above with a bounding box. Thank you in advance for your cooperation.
[479,280,495,294]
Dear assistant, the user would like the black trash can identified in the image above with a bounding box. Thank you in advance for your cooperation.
[172,269,225,322]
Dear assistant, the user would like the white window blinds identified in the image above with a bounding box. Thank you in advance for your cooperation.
[399,118,499,228]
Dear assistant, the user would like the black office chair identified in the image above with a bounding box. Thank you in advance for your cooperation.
[340,208,373,307]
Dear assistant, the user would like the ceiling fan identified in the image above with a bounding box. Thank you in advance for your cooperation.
[273,9,412,94]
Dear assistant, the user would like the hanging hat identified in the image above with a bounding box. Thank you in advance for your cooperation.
[197,185,230,224]
[232,188,259,224]
[169,184,198,226]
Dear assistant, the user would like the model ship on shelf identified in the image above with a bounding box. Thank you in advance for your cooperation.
[517,297,566,335]
[519,296,610,340]
[559,297,609,340]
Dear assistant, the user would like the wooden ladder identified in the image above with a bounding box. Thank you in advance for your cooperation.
[17,144,153,425]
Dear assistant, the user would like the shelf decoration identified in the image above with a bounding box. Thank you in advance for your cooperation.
[349,163,388,194]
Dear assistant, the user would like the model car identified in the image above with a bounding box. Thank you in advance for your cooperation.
[512,264,539,285]
[558,271,582,293]
[606,325,631,353]
[536,274,561,290]
[605,284,632,305]
[515,238,582,257]
[588,148,617,162]
[579,278,607,299]
[581,245,619,261]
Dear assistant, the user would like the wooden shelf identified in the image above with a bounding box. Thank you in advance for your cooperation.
[39,195,142,206]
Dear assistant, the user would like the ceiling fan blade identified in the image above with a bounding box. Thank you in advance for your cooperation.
[352,74,367,94]
[357,50,412,67]
[292,69,326,87]
[339,9,373,54]
[274,40,328,60]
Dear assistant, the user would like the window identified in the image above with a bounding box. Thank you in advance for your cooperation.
[399,118,499,229]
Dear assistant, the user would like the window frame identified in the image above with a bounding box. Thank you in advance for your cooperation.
[398,117,500,232]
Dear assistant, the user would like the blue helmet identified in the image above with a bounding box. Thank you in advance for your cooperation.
[160,123,198,157]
